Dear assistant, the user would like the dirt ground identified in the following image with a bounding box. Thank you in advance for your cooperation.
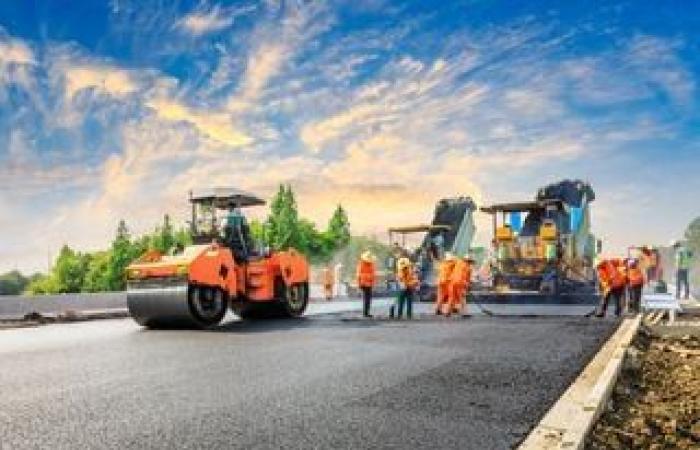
[587,324,700,449]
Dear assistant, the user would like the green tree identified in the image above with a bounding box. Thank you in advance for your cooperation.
[266,184,301,251]
[326,204,351,249]
[0,270,33,295]
[107,220,140,291]
[83,251,112,292]
[249,218,268,246]
[26,273,59,295]
[150,214,176,253]
[52,245,90,293]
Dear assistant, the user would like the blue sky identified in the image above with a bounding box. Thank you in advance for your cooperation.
[1,0,699,272]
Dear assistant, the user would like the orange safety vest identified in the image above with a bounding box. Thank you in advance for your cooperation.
[612,260,627,288]
[438,260,456,284]
[450,259,470,285]
[356,261,376,288]
[627,267,644,287]
[397,266,419,289]
[597,260,625,293]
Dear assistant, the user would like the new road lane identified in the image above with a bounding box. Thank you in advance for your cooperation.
[0,303,617,450]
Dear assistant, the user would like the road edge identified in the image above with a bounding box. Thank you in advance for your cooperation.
[518,314,642,450]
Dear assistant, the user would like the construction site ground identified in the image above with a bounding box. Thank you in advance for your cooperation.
[587,318,700,449]
[0,302,616,450]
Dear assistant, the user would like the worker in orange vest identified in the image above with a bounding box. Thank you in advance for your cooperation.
[395,257,419,319]
[614,258,628,311]
[626,258,645,313]
[356,250,376,318]
[596,258,626,317]
[322,265,334,301]
[446,255,472,316]
[435,253,456,315]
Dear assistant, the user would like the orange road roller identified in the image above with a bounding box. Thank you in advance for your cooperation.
[126,187,310,329]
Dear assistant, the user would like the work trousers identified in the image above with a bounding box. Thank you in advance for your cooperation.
[677,269,690,300]
[448,282,466,315]
[435,282,450,313]
[361,287,372,316]
[397,288,414,319]
[599,287,623,317]
[628,284,643,313]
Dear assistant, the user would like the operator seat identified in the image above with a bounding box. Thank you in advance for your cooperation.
[223,209,257,262]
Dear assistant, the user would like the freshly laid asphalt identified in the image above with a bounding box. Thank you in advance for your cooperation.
[0,301,618,450]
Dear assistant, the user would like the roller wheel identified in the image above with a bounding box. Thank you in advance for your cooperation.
[188,286,227,327]
[281,282,309,318]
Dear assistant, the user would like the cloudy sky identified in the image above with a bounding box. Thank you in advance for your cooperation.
[1,0,699,272]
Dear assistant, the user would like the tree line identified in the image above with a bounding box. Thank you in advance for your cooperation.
[0,185,353,295]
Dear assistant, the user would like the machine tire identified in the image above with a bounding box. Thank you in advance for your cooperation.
[280,281,308,318]
[188,285,227,327]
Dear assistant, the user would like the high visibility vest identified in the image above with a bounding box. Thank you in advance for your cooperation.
[450,260,470,285]
[397,266,418,289]
[438,260,456,284]
[627,267,644,287]
[356,261,376,288]
[677,249,692,270]
[544,243,557,261]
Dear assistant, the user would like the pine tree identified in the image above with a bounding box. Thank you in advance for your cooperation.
[107,220,138,291]
[151,214,176,253]
[266,184,301,250]
[326,204,351,249]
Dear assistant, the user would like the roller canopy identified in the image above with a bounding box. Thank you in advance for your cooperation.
[190,187,266,208]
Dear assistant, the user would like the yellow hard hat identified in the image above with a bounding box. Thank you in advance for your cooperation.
[397,257,411,269]
[445,252,455,261]
[361,250,373,262]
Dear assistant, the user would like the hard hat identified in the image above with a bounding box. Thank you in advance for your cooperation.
[361,250,373,262]
[445,252,455,261]
[397,257,411,269]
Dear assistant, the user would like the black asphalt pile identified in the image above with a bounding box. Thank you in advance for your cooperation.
[588,325,700,450]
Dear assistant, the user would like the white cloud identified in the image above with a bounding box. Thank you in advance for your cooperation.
[176,4,254,36]
[63,65,138,99]
[0,33,36,95]
[0,37,34,65]
[146,97,253,148]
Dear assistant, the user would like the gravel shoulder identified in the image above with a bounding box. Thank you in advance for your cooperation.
[587,321,700,449]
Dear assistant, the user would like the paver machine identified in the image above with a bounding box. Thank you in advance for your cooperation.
[478,179,599,304]
[126,187,310,328]
[386,196,477,301]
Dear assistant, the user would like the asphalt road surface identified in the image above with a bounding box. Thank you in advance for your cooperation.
[0,303,617,450]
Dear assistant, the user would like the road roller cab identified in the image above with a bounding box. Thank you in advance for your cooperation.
[126,187,310,329]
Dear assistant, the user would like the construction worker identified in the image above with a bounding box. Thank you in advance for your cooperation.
[673,241,693,300]
[322,265,334,301]
[614,258,628,311]
[596,258,626,317]
[447,255,473,316]
[435,252,456,315]
[396,257,419,319]
[356,251,376,318]
[626,258,645,313]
